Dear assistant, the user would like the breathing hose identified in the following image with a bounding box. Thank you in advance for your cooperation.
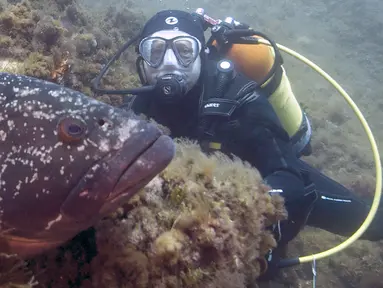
[255,38,382,268]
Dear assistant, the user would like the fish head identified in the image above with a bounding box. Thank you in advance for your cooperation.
[0,73,175,257]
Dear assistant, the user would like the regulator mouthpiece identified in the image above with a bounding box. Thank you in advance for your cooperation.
[154,74,188,104]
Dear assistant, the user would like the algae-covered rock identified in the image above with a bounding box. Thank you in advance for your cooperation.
[64,4,87,27]
[103,5,145,41]
[0,59,25,74]
[0,0,144,98]
[55,0,74,11]
[0,36,14,57]
[22,52,54,79]
[0,1,38,52]
[32,15,64,50]
[88,139,287,288]
[74,33,98,56]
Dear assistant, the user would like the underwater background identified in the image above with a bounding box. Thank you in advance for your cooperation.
[0,0,382,287]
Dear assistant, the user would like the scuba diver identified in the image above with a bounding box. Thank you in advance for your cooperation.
[92,9,383,280]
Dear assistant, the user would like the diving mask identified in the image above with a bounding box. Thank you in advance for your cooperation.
[138,35,201,68]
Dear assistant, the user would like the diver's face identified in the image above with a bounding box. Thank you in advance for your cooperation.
[140,30,202,93]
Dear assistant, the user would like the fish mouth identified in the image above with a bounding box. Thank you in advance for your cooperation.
[60,124,174,224]
[96,133,175,217]
[107,134,174,203]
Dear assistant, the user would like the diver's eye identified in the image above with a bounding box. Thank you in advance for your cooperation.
[58,117,87,144]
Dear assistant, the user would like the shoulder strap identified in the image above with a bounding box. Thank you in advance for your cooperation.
[256,64,283,97]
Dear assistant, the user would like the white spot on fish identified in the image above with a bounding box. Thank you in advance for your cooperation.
[113,119,139,150]
[7,120,15,129]
[48,90,60,97]
[77,145,85,151]
[87,139,98,147]
[91,164,100,172]
[30,173,38,183]
[45,214,63,230]
[0,131,6,141]
[16,180,22,190]
[99,139,110,152]
[13,87,41,97]
[79,190,89,197]
[32,111,55,120]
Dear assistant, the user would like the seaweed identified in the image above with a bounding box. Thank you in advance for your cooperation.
[22,52,54,80]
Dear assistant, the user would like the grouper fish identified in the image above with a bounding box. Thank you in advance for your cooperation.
[0,72,175,258]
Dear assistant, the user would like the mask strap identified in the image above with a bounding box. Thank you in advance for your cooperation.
[135,56,148,85]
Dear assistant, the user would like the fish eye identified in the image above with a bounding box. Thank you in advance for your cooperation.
[68,124,83,135]
[58,117,87,144]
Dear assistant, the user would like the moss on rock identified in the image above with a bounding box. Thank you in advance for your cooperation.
[86,139,286,288]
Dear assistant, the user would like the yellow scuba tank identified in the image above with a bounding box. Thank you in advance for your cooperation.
[212,37,312,156]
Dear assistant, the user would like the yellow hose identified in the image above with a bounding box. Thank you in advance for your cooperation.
[258,38,382,264]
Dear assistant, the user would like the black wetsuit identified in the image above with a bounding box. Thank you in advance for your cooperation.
[120,47,383,279]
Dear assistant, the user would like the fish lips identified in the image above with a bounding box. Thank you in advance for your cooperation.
[60,124,175,226]
[100,134,175,212]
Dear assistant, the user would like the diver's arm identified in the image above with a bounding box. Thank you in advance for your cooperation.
[297,159,383,241]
